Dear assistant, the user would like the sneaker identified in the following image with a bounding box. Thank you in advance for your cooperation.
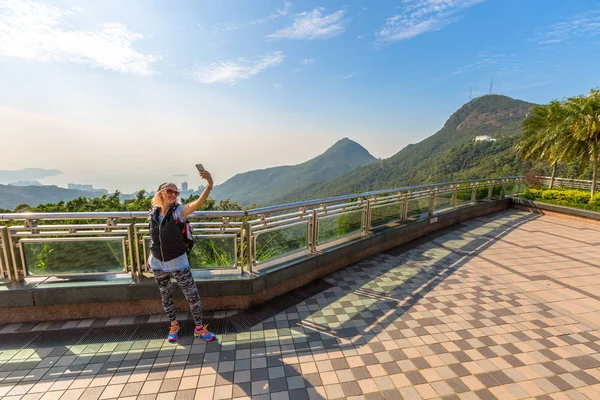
[167,321,180,343]
[194,324,215,341]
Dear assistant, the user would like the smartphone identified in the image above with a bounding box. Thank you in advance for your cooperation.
[195,163,205,172]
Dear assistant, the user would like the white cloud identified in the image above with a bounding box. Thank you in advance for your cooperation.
[212,1,292,33]
[454,53,520,76]
[193,52,285,84]
[377,0,485,43]
[301,58,316,65]
[273,82,283,89]
[214,22,242,33]
[0,0,160,75]
[534,9,600,45]
[334,71,357,80]
[268,8,346,40]
[249,0,292,25]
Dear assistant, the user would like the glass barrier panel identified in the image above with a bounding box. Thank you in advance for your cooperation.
[519,183,527,193]
[456,189,473,206]
[491,185,504,199]
[22,239,126,275]
[143,236,235,269]
[318,210,362,244]
[371,203,402,228]
[433,193,453,212]
[189,235,236,269]
[504,183,519,196]
[143,237,151,269]
[406,198,430,220]
[475,187,489,201]
[255,224,308,264]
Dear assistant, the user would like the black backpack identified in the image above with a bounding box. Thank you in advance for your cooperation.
[152,204,195,254]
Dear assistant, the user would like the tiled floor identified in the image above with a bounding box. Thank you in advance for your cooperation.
[1,209,600,400]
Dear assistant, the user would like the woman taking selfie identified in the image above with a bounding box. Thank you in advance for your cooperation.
[148,170,215,342]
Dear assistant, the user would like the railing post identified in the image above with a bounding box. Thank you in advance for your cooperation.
[126,223,136,277]
[7,227,23,281]
[132,224,142,276]
[428,190,436,216]
[0,226,12,281]
[452,186,458,208]
[471,185,477,203]
[309,209,318,252]
[245,223,253,274]
[401,195,409,223]
[237,215,245,274]
[487,183,493,200]
[362,198,371,234]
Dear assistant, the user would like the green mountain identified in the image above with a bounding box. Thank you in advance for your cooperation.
[275,95,540,203]
[211,138,377,205]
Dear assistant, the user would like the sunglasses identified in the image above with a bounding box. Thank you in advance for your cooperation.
[164,188,180,196]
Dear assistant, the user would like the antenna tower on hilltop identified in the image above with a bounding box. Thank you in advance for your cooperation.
[469,87,472,101]
[489,78,493,94]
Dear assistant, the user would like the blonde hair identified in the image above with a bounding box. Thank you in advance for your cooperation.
[151,191,164,208]
[152,183,178,208]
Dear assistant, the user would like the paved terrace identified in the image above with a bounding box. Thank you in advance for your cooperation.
[0,209,599,400]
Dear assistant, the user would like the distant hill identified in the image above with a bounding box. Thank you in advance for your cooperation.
[0,168,62,184]
[211,138,377,205]
[275,95,541,203]
[0,185,110,210]
[0,184,151,210]
[8,180,42,186]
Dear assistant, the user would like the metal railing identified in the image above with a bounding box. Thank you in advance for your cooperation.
[0,177,524,281]
[541,176,600,190]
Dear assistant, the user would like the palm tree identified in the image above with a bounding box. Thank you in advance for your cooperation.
[563,89,600,198]
[516,100,569,189]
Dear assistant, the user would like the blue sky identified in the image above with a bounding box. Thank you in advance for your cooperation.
[1,0,599,192]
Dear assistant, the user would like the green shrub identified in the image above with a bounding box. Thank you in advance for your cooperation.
[521,188,542,200]
[540,189,590,203]
[590,193,600,206]
[520,188,600,212]
[524,188,591,204]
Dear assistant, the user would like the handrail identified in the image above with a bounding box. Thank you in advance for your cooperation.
[542,176,599,183]
[0,210,246,221]
[247,176,521,215]
[0,176,522,221]
[540,176,600,190]
[0,176,524,281]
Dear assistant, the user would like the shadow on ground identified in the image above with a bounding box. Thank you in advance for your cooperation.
[0,210,542,399]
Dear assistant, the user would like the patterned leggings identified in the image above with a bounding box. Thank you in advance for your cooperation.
[152,267,203,326]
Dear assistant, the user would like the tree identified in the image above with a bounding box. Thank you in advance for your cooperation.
[516,88,600,199]
[563,89,600,197]
[516,101,570,189]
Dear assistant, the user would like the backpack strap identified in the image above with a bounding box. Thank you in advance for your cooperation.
[173,217,185,231]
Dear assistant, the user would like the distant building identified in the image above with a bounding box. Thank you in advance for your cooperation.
[474,135,497,142]
[181,181,188,191]
[67,183,108,195]
[68,183,95,191]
